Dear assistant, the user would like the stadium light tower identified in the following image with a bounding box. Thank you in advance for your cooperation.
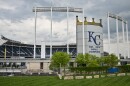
[32,7,83,58]
[107,13,129,59]
[34,7,37,59]
[107,12,111,54]
[126,21,130,58]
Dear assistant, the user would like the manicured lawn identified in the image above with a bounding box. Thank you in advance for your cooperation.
[0,76,130,86]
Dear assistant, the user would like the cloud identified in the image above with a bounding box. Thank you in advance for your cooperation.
[0,0,17,10]
[0,0,130,55]
[0,13,77,45]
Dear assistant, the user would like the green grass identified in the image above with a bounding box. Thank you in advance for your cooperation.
[0,76,130,86]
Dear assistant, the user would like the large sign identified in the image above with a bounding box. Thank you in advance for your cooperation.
[88,31,101,45]
[86,25,103,57]
[76,25,103,57]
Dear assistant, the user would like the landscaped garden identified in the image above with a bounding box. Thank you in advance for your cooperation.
[49,52,130,80]
[0,52,130,86]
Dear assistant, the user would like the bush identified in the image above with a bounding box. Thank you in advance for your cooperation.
[69,65,130,75]
[117,65,130,73]
[69,66,109,74]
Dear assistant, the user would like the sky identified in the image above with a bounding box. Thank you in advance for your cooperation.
[0,0,130,55]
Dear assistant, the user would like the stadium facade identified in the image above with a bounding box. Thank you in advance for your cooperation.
[0,15,107,73]
[0,7,129,74]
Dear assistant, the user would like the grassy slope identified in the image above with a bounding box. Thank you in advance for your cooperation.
[0,76,130,86]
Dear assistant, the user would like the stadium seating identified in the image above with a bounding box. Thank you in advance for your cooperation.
[0,43,77,58]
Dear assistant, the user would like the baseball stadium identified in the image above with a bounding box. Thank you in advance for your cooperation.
[0,7,130,76]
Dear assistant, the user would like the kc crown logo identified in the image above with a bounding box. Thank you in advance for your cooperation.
[88,31,101,45]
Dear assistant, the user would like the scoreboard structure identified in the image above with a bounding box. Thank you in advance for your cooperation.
[76,16,103,57]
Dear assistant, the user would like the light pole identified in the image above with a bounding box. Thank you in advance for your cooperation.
[82,9,85,55]
[67,7,69,54]
[126,21,130,58]
[122,20,125,58]
[32,7,83,59]
[34,7,37,59]
[107,13,128,60]
[50,7,52,58]
[116,16,119,59]
[107,12,111,54]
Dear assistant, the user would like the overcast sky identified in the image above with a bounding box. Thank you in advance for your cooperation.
[0,0,130,54]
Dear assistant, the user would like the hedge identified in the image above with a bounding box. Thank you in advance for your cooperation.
[69,66,109,74]
[117,65,130,73]
[69,65,130,74]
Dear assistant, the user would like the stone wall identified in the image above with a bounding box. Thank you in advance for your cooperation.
[63,73,129,80]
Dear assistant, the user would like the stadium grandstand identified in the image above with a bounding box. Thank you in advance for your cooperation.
[0,35,128,75]
[0,35,77,59]
[0,35,78,75]
[0,34,128,76]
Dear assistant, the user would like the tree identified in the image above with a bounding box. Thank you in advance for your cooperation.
[102,54,119,67]
[75,53,100,67]
[87,55,100,67]
[50,52,70,75]
[75,54,86,66]
[98,56,105,66]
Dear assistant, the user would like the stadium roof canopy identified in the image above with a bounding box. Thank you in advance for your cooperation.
[0,35,39,47]
[0,35,8,45]
[0,35,75,47]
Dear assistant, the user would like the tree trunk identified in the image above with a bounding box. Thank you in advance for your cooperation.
[64,66,65,76]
